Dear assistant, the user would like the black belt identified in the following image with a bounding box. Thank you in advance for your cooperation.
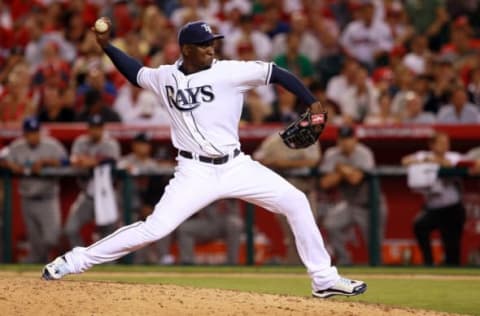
[179,149,240,165]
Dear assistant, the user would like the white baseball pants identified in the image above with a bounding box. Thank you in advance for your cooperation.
[65,153,339,290]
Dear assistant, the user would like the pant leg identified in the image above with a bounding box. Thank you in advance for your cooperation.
[64,193,94,247]
[281,178,317,265]
[35,198,61,261]
[219,154,339,290]
[21,198,44,263]
[413,209,440,266]
[64,158,220,274]
[439,203,466,266]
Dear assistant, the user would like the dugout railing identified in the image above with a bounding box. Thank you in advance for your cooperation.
[1,166,477,265]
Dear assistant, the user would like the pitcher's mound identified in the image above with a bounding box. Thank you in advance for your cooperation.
[0,277,448,316]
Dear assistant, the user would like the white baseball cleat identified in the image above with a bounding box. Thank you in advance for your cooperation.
[312,277,367,298]
[42,256,71,280]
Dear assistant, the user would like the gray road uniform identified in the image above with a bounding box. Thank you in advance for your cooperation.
[320,143,386,265]
[177,199,243,265]
[6,136,67,262]
[64,134,121,247]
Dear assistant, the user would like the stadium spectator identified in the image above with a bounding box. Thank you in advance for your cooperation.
[319,125,386,265]
[139,5,171,55]
[410,75,440,115]
[170,0,212,28]
[401,91,436,124]
[311,9,342,82]
[0,46,24,87]
[64,114,121,247]
[439,16,480,69]
[224,14,272,60]
[4,117,68,263]
[384,1,414,47]
[467,66,480,107]
[405,0,450,51]
[149,41,181,69]
[258,4,289,39]
[371,66,395,95]
[340,1,393,69]
[273,32,314,86]
[337,66,379,123]
[113,84,169,126]
[390,66,415,115]
[429,59,461,113]
[24,16,76,70]
[218,0,252,37]
[76,67,117,108]
[263,88,299,123]
[310,9,341,60]
[177,199,243,265]
[70,31,106,89]
[402,34,432,75]
[37,84,75,123]
[437,85,480,124]
[77,88,121,123]
[271,11,320,63]
[253,127,320,264]
[326,58,361,106]
[402,132,466,266]
[32,40,71,88]
[364,91,399,125]
[63,9,89,50]
[0,62,38,123]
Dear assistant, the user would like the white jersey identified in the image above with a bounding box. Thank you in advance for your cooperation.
[137,59,273,156]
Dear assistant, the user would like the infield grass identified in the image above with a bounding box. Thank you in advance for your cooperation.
[2,265,479,315]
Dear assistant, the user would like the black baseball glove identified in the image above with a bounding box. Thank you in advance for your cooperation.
[279,110,328,149]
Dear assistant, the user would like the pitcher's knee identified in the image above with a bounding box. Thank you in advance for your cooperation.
[143,216,178,241]
[276,187,310,215]
[283,187,309,205]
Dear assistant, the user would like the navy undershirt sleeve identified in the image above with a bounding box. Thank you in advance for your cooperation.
[103,44,142,87]
[269,64,316,106]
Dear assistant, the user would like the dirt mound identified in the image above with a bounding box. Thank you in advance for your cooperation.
[0,276,451,316]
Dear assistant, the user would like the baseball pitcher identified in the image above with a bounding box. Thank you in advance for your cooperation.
[43,18,366,298]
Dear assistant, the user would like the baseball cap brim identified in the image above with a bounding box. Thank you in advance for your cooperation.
[189,34,224,45]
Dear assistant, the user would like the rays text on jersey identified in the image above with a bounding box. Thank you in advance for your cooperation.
[165,85,215,111]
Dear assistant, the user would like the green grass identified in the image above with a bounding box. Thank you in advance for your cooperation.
[3,264,480,275]
[2,265,480,315]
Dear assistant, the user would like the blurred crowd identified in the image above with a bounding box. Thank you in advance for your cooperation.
[2,0,480,126]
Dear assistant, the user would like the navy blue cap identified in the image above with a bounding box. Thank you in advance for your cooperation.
[88,114,105,127]
[337,125,355,139]
[23,117,41,132]
[178,21,224,46]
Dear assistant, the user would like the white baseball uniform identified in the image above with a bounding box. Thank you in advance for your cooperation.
[63,59,339,291]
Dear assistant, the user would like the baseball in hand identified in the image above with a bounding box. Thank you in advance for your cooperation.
[94,18,109,33]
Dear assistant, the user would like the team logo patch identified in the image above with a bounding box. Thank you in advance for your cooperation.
[201,23,212,33]
[165,85,215,111]
[311,114,325,125]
